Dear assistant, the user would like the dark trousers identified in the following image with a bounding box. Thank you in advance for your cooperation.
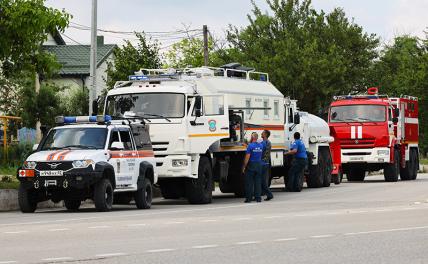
[245,162,262,202]
[261,163,273,199]
[287,158,308,191]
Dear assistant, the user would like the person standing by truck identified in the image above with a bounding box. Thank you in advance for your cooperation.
[284,132,308,192]
[242,132,264,203]
[261,130,274,201]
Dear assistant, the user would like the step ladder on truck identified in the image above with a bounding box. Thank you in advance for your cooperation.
[328,87,419,182]
[97,63,335,204]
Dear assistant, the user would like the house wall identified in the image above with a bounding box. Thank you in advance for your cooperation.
[84,53,114,97]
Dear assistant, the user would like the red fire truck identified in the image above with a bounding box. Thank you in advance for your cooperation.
[328,87,419,182]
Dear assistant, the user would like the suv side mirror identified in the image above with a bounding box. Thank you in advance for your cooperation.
[110,141,124,150]
[392,117,398,123]
[32,144,39,151]
[194,96,203,117]
[294,113,300,124]
[394,108,400,117]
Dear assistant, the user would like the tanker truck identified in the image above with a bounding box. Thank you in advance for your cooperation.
[99,63,334,204]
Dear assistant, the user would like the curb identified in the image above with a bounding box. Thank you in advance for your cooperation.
[0,189,63,212]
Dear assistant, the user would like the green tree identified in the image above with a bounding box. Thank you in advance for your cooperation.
[106,33,161,89]
[226,0,379,114]
[371,35,428,156]
[0,0,70,75]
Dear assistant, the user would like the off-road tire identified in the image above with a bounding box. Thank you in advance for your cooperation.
[307,149,327,188]
[401,148,418,181]
[186,156,213,204]
[18,185,37,213]
[135,178,152,209]
[384,149,399,182]
[64,199,81,211]
[94,178,114,212]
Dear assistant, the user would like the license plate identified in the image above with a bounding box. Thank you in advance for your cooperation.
[349,157,364,161]
[39,170,63,176]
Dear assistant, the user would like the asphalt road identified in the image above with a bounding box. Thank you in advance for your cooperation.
[1,174,428,264]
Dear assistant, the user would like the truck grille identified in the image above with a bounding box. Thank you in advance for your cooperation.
[340,138,375,149]
[152,141,169,158]
[35,161,73,171]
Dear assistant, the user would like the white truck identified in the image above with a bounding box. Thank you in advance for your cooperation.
[17,116,156,212]
[99,63,334,204]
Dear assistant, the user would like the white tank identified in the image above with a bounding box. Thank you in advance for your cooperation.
[298,112,333,145]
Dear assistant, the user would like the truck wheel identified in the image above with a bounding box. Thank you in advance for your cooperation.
[322,148,332,187]
[135,178,152,209]
[64,200,81,211]
[333,171,343,185]
[113,193,133,204]
[347,168,365,181]
[411,149,419,180]
[94,178,114,212]
[400,150,413,181]
[232,172,245,197]
[186,156,213,204]
[384,149,399,182]
[219,179,234,193]
[18,185,37,213]
[307,149,326,188]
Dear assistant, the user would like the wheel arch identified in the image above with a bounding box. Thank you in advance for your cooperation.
[95,162,116,189]
[138,161,155,189]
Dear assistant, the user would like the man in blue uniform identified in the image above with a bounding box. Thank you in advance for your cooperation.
[261,130,274,201]
[284,132,308,192]
[242,132,264,203]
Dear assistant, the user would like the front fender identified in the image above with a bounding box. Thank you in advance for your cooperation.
[137,161,154,189]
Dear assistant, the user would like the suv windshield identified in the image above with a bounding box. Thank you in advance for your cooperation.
[330,105,386,123]
[105,93,185,118]
[41,128,108,150]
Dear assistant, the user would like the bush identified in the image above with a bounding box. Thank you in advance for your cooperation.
[0,143,33,167]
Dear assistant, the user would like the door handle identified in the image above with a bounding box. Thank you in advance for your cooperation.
[221,127,229,130]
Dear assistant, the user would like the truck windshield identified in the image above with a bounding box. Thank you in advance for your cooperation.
[41,128,108,150]
[330,105,386,122]
[105,93,185,119]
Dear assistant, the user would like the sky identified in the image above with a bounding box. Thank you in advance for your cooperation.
[45,0,428,48]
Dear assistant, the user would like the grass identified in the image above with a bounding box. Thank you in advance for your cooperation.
[420,159,428,165]
[0,166,19,189]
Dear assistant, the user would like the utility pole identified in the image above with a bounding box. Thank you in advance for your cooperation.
[89,0,98,115]
[203,25,208,66]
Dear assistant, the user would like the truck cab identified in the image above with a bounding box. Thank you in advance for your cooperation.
[17,115,156,212]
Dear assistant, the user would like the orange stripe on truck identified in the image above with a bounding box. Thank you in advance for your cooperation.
[188,133,229,138]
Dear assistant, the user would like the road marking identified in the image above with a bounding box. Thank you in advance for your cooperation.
[127,223,146,227]
[310,234,334,239]
[232,217,252,221]
[344,226,428,236]
[88,226,110,229]
[48,228,70,232]
[414,202,421,205]
[95,253,127,257]
[191,244,219,249]
[4,231,27,234]
[235,241,260,245]
[274,238,297,242]
[41,257,73,261]
[350,210,368,213]
[0,261,17,264]
[294,214,309,217]
[147,248,176,253]
[264,215,283,219]
[200,219,217,223]
[166,221,185,224]
[325,212,340,215]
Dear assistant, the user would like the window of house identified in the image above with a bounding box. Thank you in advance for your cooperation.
[274,100,279,119]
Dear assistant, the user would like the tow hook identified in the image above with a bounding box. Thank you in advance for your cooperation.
[34,180,39,189]
[63,179,69,189]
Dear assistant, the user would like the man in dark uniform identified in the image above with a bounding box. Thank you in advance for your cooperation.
[261,130,274,201]
[242,132,264,203]
[284,132,308,192]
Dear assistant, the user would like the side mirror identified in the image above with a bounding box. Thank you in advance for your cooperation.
[392,117,398,123]
[294,113,300,124]
[92,99,98,115]
[110,141,124,150]
[394,108,400,117]
[194,96,202,117]
[32,144,39,151]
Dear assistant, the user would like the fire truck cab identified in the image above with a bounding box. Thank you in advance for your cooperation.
[328,87,419,182]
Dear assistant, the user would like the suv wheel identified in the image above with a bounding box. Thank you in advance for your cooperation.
[94,178,113,212]
[135,178,152,209]
[18,185,37,213]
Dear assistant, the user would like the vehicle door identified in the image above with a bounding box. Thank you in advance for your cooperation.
[118,128,136,186]
[108,129,131,186]
[187,94,229,153]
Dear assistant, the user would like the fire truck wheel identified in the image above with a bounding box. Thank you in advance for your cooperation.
[333,171,343,185]
[411,149,419,180]
[94,178,114,212]
[18,185,37,213]
[135,178,152,209]
[64,199,81,211]
[347,168,365,181]
[384,149,399,182]
[113,193,133,204]
[186,156,213,204]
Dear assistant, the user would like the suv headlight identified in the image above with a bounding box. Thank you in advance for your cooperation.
[172,159,188,167]
[23,161,37,169]
[72,159,94,168]
[377,150,389,156]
